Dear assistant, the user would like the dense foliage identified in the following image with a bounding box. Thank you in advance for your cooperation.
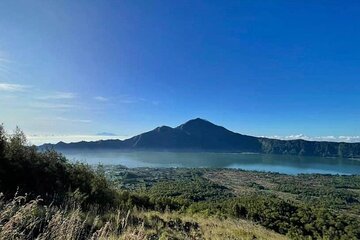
[111,168,360,240]
[0,126,120,208]
[187,196,360,239]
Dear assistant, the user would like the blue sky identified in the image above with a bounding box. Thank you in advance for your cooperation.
[1,1,360,144]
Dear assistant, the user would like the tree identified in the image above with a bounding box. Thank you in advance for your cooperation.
[233,203,247,218]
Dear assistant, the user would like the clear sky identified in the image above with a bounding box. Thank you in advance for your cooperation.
[1,1,360,144]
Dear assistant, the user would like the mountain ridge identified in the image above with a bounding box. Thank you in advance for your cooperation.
[40,118,360,158]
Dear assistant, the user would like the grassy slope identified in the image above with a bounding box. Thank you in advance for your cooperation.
[0,195,286,240]
[145,212,289,240]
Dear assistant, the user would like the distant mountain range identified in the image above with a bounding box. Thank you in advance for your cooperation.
[40,118,360,158]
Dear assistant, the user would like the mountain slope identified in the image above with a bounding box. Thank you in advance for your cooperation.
[40,118,360,158]
[121,118,262,151]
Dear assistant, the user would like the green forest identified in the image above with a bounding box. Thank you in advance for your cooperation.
[0,126,359,239]
[259,138,360,158]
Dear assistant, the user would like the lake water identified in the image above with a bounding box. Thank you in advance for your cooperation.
[60,150,360,175]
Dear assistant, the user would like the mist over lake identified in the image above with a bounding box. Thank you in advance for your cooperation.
[60,150,360,175]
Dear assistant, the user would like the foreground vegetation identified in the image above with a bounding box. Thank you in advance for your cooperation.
[0,126,287,239]
[107,167,360,239]
[0,194,289,240]
[0,126,359,239]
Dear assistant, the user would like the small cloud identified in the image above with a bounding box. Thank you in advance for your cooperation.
[261,134,360,143]
[36,92,76,100]
[55,117,92,123]
[338,136,360,142]
[29,102,76,110]
[119,99,136,104]
[140,98,160,106]
[114,95,137,104]
[96,132,117,136]
[0,82,29,92]
[94,96,108,102]
[0,57,13,63]
[0,55,14,74]
[111,95,159,105]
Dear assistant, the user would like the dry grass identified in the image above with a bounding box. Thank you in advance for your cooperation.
[0,193,288,240]
[140,211,288,240]
[0,193,146,240]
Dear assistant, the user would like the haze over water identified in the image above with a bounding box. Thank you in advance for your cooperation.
[61,150,360,175]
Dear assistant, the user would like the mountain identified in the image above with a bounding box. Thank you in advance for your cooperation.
[120,118,261,151]
[40,118,360,158]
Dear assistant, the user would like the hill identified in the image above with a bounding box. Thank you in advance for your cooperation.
[41,118,360,158]
[0,126,290,239]
[1,126,360,239]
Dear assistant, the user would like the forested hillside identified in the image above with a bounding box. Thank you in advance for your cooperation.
[259,137,360,158]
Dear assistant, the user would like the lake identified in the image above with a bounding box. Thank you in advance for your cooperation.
[60,150,360,175]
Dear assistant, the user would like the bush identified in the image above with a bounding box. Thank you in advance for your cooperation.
[0,125,119,208]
